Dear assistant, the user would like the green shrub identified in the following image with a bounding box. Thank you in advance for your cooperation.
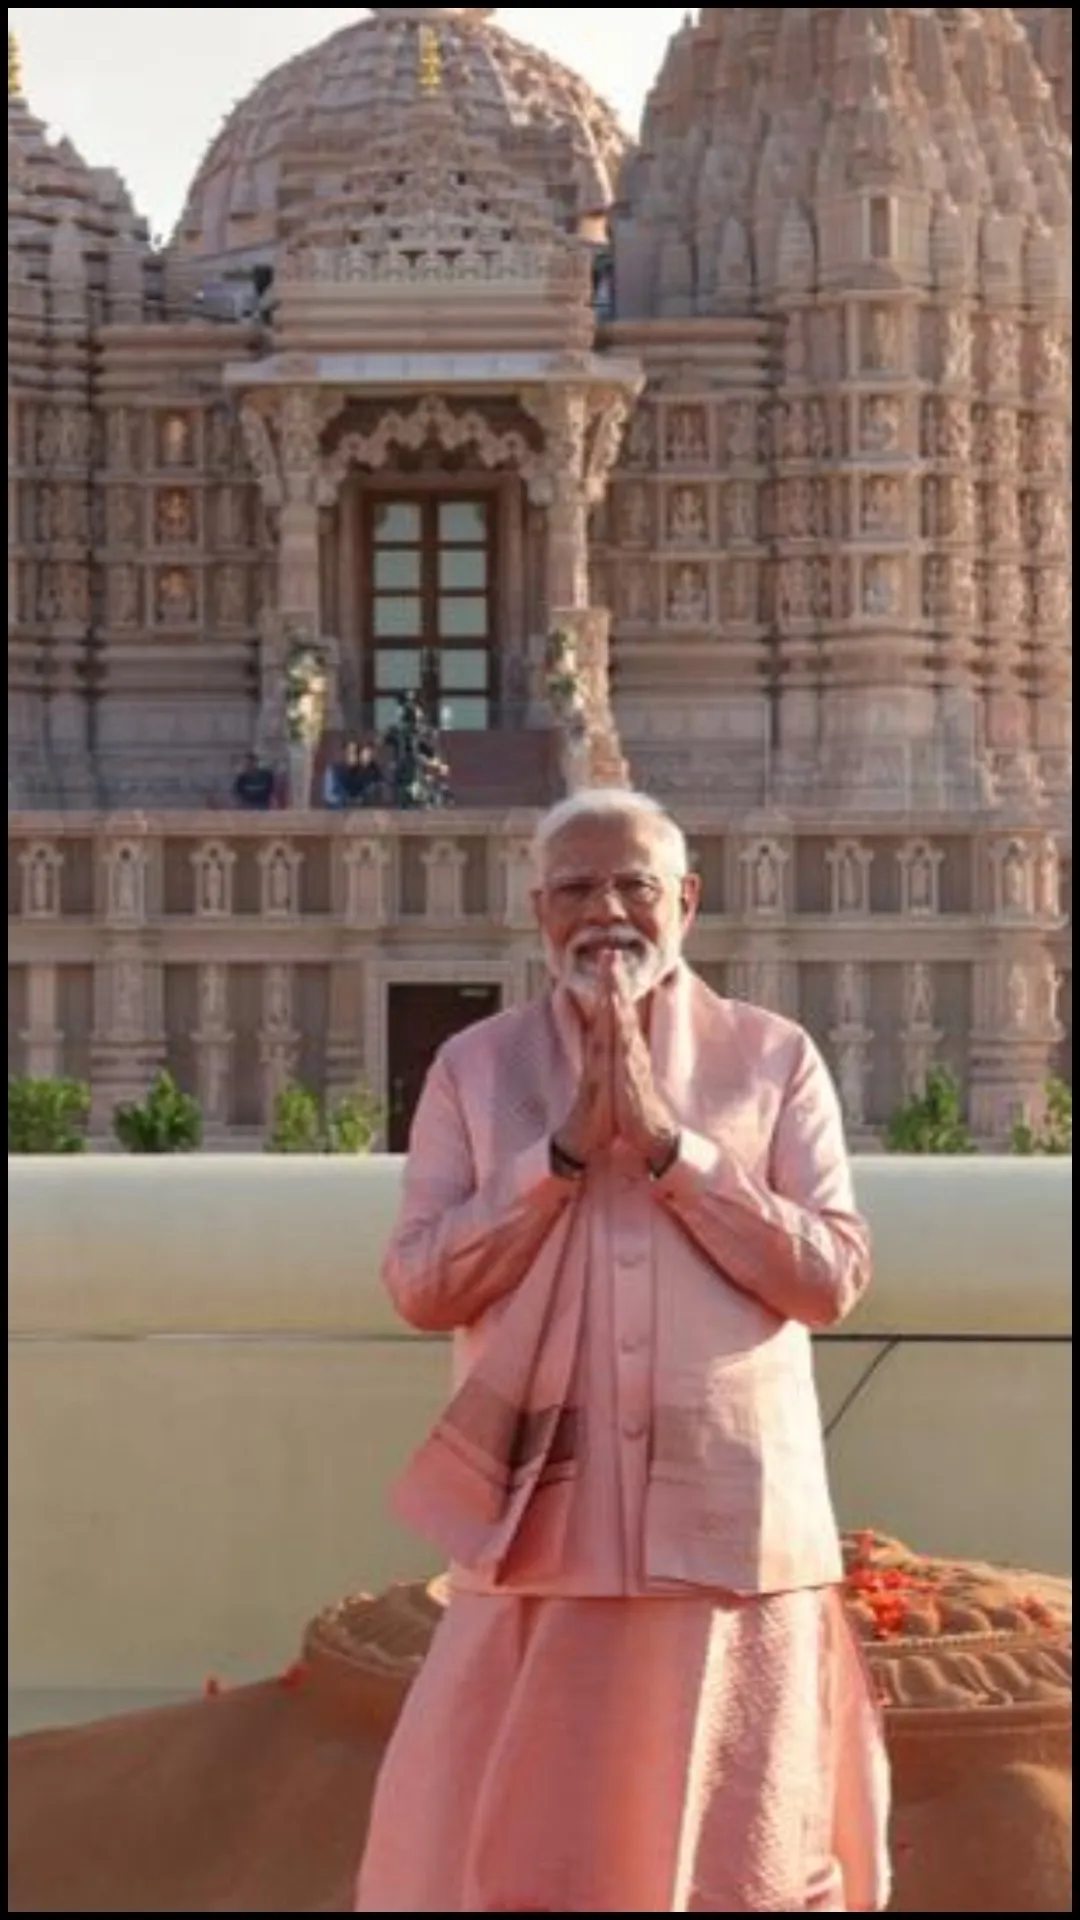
[8,1076,91,1154]
[1010,1077,1072,1156]
[113,1071,203,1154]
[884,1066,975,1154]
[266,1083,324,1154]
[266,1079,382,1154]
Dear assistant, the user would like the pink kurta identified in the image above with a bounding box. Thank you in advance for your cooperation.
[356,971,891,1912]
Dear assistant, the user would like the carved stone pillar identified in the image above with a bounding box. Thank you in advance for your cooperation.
[260,963,299,1123]
[21,964,62,1080]
[521,381,638,790]
[900,962,943,1101]
[90,949,162,1131]
[194,963,233,1132]
[830,961,873,1133]
[969,832,1062,1140]
[240,388,339,758]
[524,386,591,614]
[969,951,1061,1143]
[325,961,366,1099]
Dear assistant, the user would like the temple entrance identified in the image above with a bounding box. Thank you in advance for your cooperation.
[386,981,502,1152]
[365,494,495,735]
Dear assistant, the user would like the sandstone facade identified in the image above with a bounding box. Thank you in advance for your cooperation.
[6,8,1072,1144]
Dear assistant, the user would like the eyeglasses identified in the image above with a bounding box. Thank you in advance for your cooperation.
[543,870,680,913]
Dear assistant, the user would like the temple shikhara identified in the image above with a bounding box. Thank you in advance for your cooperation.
[6,6,1072,1144]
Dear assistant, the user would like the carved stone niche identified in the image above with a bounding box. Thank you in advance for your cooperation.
[826,840,872,917]
[662,404,709,467]
[259,840,302,919]
[154,488,197,547]
[422,841,467,922]
[191,841,237,920]
[104,840,149,925]
[500,841,535,928]
[990,837,1036,918]
[739,838,789,918]
[897,839,942,919]
[341,835,393,928]
[19,842,64,919]
[158,412,196,470]
[1034,838,1060,919]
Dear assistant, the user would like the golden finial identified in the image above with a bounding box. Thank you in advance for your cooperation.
[417,23,443,95]
[9,29,24,99]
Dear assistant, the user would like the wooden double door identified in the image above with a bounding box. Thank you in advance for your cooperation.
[386,982,502,1153]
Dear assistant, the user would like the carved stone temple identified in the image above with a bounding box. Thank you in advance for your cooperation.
[6,7,1072,1145]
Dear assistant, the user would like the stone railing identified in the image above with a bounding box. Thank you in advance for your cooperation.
[8,1156,1070,1723]
[7,809,1072,1143]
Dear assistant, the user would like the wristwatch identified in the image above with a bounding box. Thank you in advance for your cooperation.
[647,1132,681,1180]
[549,1139,587,1182]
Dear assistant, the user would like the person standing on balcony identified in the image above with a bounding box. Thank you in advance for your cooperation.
[356,789,890,1915]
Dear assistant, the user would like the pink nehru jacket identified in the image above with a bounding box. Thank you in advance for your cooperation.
[383,963,871,1600]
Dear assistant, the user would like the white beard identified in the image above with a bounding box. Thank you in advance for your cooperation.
[543,926,682,1008]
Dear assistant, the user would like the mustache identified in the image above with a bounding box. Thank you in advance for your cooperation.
[569,927,649,957]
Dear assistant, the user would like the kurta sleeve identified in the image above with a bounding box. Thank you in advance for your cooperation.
[381,1048,577,1333]
[651,1029,871,1330]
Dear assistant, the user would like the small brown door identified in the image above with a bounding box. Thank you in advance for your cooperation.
[387,982,501,1152]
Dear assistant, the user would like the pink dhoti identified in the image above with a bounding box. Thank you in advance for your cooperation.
[355,1585,891,1914]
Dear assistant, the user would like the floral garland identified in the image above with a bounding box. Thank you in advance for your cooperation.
[544,626,582,714]
[843,1529,1062,1641]
[283,639,328,745]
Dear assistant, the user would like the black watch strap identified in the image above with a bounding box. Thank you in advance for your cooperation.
[550,1139,587,1181]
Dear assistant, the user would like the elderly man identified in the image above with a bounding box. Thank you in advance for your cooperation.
[356,790,890,1914]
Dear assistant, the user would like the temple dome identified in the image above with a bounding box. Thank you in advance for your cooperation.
[174,6,628,269]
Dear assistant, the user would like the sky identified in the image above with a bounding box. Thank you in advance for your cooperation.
[8,6,688,241]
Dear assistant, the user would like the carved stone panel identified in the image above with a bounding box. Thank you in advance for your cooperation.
[105,841,149,925]
[192,842,237,919]
[158,412,196,470]
[154,568,197,627]
[259,841,302,919]
[665,563,709,627]
[740,838,789,917]
[662,405,709,467]
[826,840,872,917]
[422,841,467,922]
[154,488,198,547]
[897,840,943,918]
[342,836,393,927]
[19,843,64,919]
[665,485,709,546]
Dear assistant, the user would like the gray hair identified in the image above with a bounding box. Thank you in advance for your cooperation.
[532,788,689,877]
